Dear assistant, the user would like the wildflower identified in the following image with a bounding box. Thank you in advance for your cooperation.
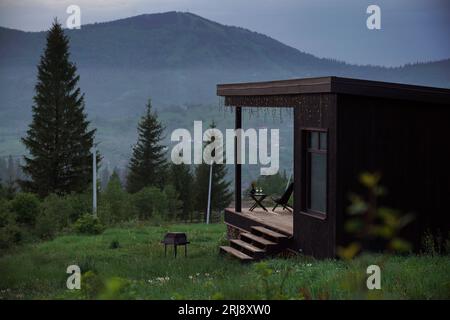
[155,276,169,283]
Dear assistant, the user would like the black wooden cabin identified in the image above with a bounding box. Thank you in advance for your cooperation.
[217,76,450,259]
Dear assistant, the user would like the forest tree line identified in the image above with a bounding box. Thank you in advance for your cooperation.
[0,20,233,251]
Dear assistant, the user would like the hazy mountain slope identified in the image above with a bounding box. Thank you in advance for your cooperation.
[0,11,449,168]
[1,12,340,70]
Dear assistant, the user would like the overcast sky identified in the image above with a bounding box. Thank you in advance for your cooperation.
[0,0,449,66]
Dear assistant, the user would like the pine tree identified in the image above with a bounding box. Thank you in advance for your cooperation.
[21,20,98,197]
[14,158,23,181]
[7,155,15,183]
[100,166,111,190]
[4,178,17,200]
[113,166,126,186]
[0,179,4,199]
[194,122,232,220]
[168,163,194,221]
[5,156,20,194]
[127,99,166,193]
[0,158,7,183]
[99,171,131,224]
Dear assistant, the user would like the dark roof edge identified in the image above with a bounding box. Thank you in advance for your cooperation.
[217,76,450,104]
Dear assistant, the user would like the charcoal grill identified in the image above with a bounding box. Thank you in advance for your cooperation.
[161,232,190,257]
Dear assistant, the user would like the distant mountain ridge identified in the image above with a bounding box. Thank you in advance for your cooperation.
[0,12,340,69]
[1,12,449,75]
[0,11,449,166]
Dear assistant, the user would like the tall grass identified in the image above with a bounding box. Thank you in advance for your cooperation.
[0,223,448,300]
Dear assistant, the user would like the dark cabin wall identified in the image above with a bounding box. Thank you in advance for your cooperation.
[293,93,337,258]
[336,94,450,250]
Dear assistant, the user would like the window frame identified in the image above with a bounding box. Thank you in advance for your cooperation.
[301,128,328,220]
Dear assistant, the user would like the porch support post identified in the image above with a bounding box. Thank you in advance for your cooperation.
[235,106,242,212]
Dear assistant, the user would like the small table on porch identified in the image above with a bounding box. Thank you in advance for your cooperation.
[249,193,268,212]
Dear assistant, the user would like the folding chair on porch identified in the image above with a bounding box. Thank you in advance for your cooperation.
[271,182,294,212]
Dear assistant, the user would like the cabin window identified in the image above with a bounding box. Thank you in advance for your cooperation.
[304,130,327,216]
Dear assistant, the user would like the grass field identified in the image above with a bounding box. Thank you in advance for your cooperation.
[0,223,449,300]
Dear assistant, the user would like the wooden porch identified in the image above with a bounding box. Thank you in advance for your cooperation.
[224,207,293,236]
[221,207,293,261]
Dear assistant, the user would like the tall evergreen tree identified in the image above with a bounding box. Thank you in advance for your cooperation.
[14,158,23,181]
[100,166,111,190]
[99,171,130,224]
[194,122,232,219]
[4,178,17,200]
[0,179,4,199]
[5,155,19,193]
[168,162,194,221]
[7,155,15,183]
[113,166,126,186]
[0,158,6,184]
[21,20,98,197]
[127,99,166,193]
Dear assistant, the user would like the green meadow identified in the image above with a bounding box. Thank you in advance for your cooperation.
[0,223,449,300]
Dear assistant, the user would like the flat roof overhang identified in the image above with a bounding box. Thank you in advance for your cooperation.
[217,76,450,106]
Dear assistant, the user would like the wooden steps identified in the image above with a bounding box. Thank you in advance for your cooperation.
[231,239,265,252]
[230,239,265,259]
[240,232,276,248]
[219,246,253,261]
[251,226,288,241]
[220,225,290,262]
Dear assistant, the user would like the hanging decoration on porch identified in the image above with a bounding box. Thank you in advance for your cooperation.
[218,94,333,124]
[218,95,294,122]
[218,96,234,117]
[243,107,293,122]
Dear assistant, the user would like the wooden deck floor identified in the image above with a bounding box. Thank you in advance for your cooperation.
[225,207,293,235]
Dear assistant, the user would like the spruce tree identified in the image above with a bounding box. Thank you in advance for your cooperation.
[168,162,194,221]
[126,99,166,193]
[194,122,232,219]
[0,158,7,183]
[99,171,131,224]
[0,179,4,199]
[21,20,98,197]
[7,155,15,183]
[100,166,111,190]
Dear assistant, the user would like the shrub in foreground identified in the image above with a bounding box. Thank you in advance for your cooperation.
[131,185,181,222]
[98,173,134,224]
[132,186,167,220]
[41,193,91,229]
[0,200,22,251]
[9,192,40,227]
[73,214,105,235]
[34,208,59,240]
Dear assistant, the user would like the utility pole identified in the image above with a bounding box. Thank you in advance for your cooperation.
[206,164,213,224]
[92,147,97,217]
